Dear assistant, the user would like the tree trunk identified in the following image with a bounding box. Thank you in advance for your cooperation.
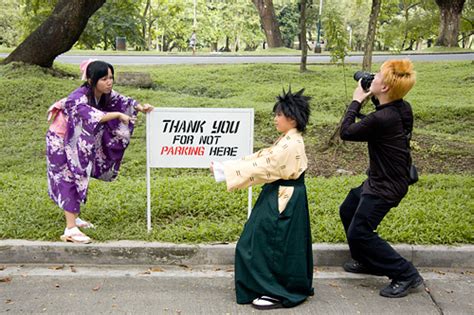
[142,0,151,38]
[147,20,155,51]
[362,0,381,71]
[103,29,108,51]
[235,36,240,52]
[435,0,466,47]
[252,0,283,48]
[224,36,231,52]
[3,0,106,67]
[300,0,307,72]
[142,0,151,50]
[401,7,409,51]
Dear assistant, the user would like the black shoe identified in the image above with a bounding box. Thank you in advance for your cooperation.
[343,259,384,276]
[379,274,424,298]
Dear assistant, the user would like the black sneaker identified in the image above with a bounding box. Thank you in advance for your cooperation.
[379,274,424,298]
[343,259,384,276]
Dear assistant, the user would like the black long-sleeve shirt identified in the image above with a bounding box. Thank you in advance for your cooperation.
[340,99,413,203]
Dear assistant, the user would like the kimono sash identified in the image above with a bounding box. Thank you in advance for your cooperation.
[47,99,68,138]
[269,172,305,187]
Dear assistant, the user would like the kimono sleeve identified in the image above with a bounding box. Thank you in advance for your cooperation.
[223,141,305,191]
[66,95,105,135]
[108,90,138,117]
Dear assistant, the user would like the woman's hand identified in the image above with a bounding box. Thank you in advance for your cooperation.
[136,103,154,113]
[100,112,133,124]
[117,113,132,124]
[210,161,214,175]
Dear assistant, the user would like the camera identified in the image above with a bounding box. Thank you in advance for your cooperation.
[353,71,375,92]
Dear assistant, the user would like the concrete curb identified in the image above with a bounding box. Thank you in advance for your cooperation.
[1,240,473,268]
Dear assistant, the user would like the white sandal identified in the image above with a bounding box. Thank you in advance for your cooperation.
[60,227,92,244]
[75,217,95,229]
[252,296,283,310]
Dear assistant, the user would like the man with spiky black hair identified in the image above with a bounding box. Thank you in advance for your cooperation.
[211,88,314,310]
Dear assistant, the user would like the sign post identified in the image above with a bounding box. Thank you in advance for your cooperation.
[146,108,254,231]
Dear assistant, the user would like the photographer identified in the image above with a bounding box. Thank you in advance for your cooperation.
[339,59,422,298]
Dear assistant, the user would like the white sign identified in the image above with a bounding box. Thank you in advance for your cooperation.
[146,108,254,168]
[145,107,254,231]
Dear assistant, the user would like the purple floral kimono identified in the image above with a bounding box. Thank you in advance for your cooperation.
[46,85,138,213]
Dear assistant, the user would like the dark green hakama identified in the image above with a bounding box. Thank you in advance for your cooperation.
[235,173,314,308]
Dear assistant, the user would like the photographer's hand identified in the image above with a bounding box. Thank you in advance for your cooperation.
[353,80,372,104]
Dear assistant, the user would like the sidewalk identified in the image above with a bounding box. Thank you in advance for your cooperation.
[1,240,473,268]
[1,240,473,314]
[1,264,472,314]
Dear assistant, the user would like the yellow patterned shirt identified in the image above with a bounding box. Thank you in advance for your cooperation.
[223,128,307,192]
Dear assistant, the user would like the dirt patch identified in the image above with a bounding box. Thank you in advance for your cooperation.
[302,127,474,177]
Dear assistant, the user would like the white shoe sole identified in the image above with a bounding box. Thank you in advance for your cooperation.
[60,235,92,244]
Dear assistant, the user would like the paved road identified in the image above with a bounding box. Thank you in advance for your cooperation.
[1,265,472,314]
[1,53,473,65]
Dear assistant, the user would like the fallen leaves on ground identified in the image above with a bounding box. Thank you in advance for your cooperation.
[48,265,64,270]
[0,277,12,283]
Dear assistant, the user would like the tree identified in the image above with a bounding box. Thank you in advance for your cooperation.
[322,7,350,148]
[3,0,106,67]
[299,0,308,72]
[142,0,152,50]
[378,0,439,51]
[277,3,300,48]
[459,1,474,48]
[0,0,23,47]
[79,0,143,51]
[252,0,283,47]
[435,0,466,47]
[362,0,381,71]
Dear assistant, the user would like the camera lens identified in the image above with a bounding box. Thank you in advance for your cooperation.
[353,71,375,91]
[353,71,365,81]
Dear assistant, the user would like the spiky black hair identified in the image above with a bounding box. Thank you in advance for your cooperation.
[272,87,311,132]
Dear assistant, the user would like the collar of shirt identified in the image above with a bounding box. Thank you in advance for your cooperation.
[375,99,403,110]
[274,128,300,146]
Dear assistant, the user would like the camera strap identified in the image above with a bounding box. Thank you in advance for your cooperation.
[390,104,412,148]
[390,104,414,168]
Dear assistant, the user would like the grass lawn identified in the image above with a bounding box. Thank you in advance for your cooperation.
[0,60,472,244]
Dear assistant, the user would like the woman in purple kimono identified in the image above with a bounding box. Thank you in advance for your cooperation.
[46,60,153,243]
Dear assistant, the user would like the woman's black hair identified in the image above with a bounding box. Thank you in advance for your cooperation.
[273,87,311,132]
[82,60,114,108]
[85,60,114,88]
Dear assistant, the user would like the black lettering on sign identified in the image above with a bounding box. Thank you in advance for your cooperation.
[172,135,194,145]
[198,135,222,145]
[209,146,238,156]
[163,120,206,133]
[211,121,240,134]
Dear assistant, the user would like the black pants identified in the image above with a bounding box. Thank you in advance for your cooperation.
[339,184,418,280]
